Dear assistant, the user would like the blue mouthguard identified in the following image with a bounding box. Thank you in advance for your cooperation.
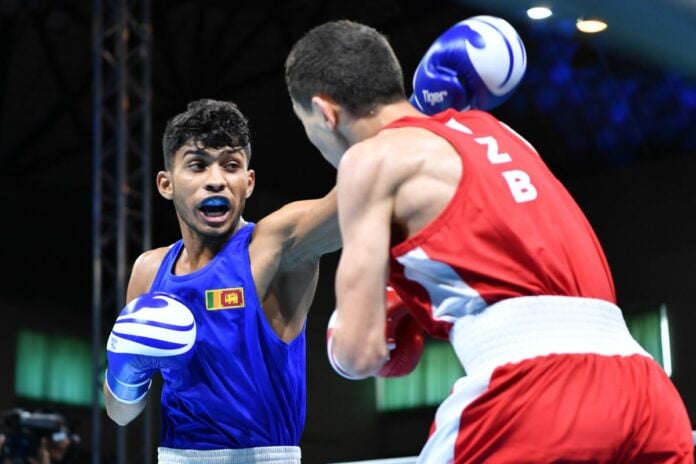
[200,197,230,208]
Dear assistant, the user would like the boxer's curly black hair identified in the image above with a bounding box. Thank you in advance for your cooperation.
[162,99,252,170]
[285,20,406,118]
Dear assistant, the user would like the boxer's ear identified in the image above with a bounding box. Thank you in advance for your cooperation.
[311,95,340,130]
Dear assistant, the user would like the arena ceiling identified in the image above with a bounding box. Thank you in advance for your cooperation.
[0,0,695,297]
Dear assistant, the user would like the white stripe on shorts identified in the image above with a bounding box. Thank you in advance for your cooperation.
[157,446,301,464]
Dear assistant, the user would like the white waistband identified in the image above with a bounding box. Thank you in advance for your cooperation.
[157,446,301,464]
[450,296,649,375]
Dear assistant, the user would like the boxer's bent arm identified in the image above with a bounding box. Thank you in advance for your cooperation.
[127,248,169,300]
[332,145,394,378]
[103,383,147,426]
[102,248,165,426]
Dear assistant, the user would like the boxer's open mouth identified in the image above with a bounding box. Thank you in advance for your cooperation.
[199,196,231,217]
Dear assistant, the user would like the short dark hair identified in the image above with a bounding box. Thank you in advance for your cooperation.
[161,99,252,170]
[284,20,406,118]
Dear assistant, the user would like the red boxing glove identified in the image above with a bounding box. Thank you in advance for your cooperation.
[377,287,426,377]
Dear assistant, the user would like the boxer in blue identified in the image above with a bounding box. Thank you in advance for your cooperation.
[103,99,340,463]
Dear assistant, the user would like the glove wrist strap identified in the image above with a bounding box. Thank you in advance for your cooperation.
[105,369,152,404]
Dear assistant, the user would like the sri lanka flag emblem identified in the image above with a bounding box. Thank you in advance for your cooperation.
[205,287,245,310]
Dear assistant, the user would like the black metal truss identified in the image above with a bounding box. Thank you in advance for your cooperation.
[91,0,152,463]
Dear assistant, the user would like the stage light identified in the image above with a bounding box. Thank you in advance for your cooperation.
[576,18,608,33]
[527,7,552,20]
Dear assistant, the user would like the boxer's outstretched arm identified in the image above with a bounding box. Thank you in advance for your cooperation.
[252,187,341,274]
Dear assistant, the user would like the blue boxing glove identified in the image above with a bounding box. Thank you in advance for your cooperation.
[410,15,527,114]
[105,292,196,403]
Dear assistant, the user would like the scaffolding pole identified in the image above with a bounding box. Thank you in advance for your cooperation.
[92,0,152,462]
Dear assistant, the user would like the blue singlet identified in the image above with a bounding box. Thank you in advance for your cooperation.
[149,223,306,449]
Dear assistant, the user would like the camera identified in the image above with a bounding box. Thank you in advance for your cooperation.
[0,409,80,463]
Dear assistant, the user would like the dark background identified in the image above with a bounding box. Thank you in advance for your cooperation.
[0,0,695,462]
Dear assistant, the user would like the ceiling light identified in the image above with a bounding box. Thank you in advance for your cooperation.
[576,18,608,33]
[527,7,552,20]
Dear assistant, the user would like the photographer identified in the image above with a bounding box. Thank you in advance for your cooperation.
[0,409,78,464]
[0,431,49,464]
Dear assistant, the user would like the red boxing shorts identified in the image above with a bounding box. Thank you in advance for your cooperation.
[418,296,694,464]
